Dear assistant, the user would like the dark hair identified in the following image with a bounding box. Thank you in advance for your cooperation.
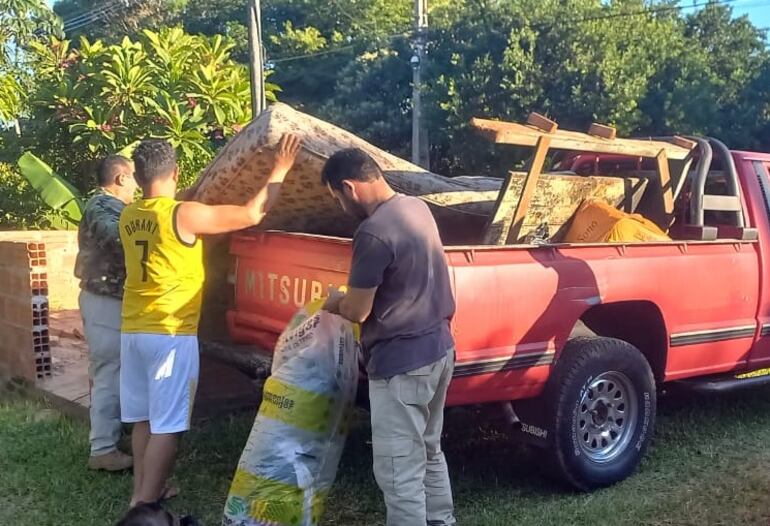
[115,502,200,526]
[132,140,177,186]
[320,148,382,191]
[97,155,131,187]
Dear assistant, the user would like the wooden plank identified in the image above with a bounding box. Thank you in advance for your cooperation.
[588,123,617,140]
[526,112,558,133]
[481,176,517,245]
[470,117,692,160]
[672,136,697,151]
[656,149,674,215]
[507,136,552,243]
[483,136,552,245]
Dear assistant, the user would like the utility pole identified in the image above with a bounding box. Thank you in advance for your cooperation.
[411,0,429,168]
[247,0,266,119]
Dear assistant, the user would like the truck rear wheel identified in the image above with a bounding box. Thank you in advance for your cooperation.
[547,337,656,490]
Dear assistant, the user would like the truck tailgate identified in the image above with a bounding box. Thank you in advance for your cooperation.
[229,231,353,351]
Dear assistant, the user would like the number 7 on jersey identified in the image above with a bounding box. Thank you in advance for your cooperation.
[135,240,149,282]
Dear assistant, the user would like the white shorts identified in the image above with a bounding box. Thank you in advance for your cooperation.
[120,333,199,434]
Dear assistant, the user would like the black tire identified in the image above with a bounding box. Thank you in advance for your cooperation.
[546,337,656,491]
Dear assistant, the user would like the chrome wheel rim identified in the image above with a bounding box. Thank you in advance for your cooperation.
[576,371,638,463]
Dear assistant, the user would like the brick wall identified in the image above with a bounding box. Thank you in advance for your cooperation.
[0,231,79,381]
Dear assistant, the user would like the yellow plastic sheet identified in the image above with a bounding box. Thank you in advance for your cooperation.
[563,199,670,243]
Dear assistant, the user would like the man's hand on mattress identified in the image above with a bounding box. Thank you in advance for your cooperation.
[270,133,301,179]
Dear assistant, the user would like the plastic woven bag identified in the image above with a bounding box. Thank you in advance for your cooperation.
[223,300,359,526]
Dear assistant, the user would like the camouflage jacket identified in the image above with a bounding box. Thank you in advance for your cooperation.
[74,189,126,299]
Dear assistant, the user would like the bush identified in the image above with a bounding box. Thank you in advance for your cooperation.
[0,163,48,229]
[18,27,277,191]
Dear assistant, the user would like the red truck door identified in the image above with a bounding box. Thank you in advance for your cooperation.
[742,156,770,368]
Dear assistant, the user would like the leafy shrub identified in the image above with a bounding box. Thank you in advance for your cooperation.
[22,26,277,189]
[0,163,48,229]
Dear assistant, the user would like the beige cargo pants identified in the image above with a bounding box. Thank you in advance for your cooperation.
[369,352,456,526]
[79,290,123,456]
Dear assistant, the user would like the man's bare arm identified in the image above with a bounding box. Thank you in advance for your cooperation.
[175,133,301,237]
[324,287,377,324]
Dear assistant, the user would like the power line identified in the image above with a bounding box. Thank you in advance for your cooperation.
[62,0,119,26]
[64,12,117,33]
[64,6,121,33]
[328,0,379,33]
[269,46,356,64]
[65,13,118,34]
[540,0,746,26]
[62,0,126,33]
[269,31,411,64]
[268,0,400,64]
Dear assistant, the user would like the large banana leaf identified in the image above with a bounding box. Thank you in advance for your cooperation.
[17,152,85,230]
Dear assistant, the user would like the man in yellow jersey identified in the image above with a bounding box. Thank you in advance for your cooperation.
[119,134,301,507]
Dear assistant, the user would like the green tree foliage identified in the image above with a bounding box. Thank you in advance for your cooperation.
[1,0,62,67]
[0,0,62,123]
[0,75,23,122]
[424,0,690,173]
[319,46,414,158]
[0,162,48,228]
[52,0,184,43]
[14,27,275,192]
[180,0,415,106]
[43,0,770,176]
[242,0,768,174]
[638,4,770,145]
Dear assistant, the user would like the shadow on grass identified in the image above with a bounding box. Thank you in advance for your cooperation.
[324,385,770,525]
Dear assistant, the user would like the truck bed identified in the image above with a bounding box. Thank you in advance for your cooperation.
[229,230,763,407]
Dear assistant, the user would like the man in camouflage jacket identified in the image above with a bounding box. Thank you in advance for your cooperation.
[75,154,137,471]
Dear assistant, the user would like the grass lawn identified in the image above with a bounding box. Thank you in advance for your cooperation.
[2,386,770,526]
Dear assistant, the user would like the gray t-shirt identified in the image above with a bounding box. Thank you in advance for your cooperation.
[348,194,455,379]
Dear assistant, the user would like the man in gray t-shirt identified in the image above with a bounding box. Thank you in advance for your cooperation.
[322,148,456,526]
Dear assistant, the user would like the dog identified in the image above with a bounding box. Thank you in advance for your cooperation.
[115,501,200,526]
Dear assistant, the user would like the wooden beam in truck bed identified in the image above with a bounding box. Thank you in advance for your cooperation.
[484,135,552,244]
[470,117,694,160]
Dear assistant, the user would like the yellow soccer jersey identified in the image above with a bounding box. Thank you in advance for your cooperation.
[119,196,204,335]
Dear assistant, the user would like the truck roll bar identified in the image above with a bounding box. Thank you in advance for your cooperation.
[699,137,744,229]
[669,136,747,240]
[682,136,712,225]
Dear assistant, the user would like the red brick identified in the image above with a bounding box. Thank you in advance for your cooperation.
[0,231,80,378]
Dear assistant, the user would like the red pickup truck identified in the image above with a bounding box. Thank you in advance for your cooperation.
[222,121,770,491]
